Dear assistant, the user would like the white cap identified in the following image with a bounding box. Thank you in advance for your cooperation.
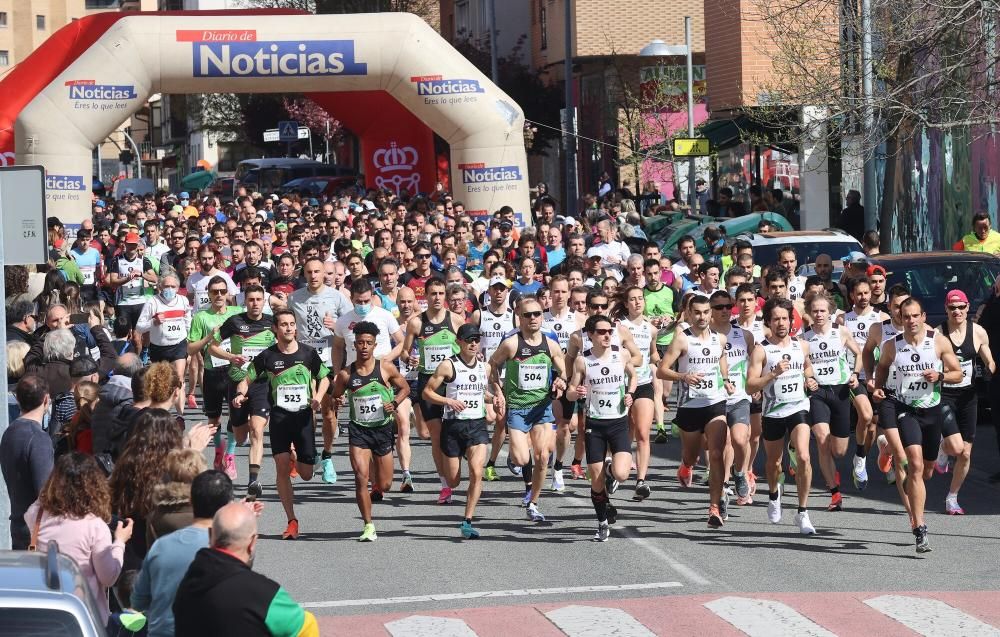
[488,276,510,288]
[362,200,376,211]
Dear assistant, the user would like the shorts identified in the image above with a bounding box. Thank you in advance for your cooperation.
[507,400,554,433]
[809,384,852,438]
[116,303,144,331]
[348,422,395,456]
[228,381,271,430]
[893,400,943,460]
[149,340,188,363]
[633,383,655,402]
[848,382,869,426]
[762,410,810,442]
[675,402,727,433]
[441,418,490,457]
[878,395,897,427]
[943,389,977,442]
[555,393,577,420]
[268,408,317,464]
[202,367,230,420]
[750,395,763,415]
[726,399,750,427]
[584,416,631,464]
[415,373,443,422]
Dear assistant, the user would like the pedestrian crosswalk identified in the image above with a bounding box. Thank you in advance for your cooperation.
[317,592,1000,636]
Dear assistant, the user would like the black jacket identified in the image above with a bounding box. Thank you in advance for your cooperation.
[91,375,134,458]
[6,325,35,346]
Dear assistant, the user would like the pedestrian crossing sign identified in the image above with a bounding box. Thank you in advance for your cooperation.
[673,138,711,157]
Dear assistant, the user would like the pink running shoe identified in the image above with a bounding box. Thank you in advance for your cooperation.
[223,453,238,480]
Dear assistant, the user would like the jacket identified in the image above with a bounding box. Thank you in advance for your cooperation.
[91,375,134,457]
[147,481,194,548]
[173,548,317,637]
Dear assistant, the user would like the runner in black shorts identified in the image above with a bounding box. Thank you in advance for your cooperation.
[567,315,637,541]
[423,324,498,539]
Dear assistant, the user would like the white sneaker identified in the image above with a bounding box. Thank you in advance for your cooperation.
[795,510,816,535]
[551,468,565,492]
[934,442,950,474]
[767,484,782,523]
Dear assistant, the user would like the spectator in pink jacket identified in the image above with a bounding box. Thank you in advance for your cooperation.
[25,452,134,625]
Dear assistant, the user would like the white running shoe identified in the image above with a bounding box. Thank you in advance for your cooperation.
[934,442,951,475]
[593,522,610,542]
[551,468,565,492]
[795,510,816,535]
[767,484,782,523]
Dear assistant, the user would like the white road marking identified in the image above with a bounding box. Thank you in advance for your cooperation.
[704,596,837,637]
[865,595,1000,637]
[546,605,657,637]
[301,581,682,609]
[385,615,478,637]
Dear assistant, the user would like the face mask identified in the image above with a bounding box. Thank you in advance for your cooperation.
[161,288,177,301]
[729,286,739,296]
[354,303,372,317]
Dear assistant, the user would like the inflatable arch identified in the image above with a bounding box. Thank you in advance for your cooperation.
[2,10,529,227]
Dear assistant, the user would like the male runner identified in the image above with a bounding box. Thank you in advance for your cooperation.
[934,289,995,514]
[108,231,157,358]
[658,294,735,527]
[746,297,819,535]
[287,257,352,483]
[474,276,517,481]
[235,309,329,540]
[733,282,765,499]
[801,292,869,511]
[567,314,636,541]
[209,285,275,498]
[393,286,419,482]
[777,246,807,299]
[873,297,963,553]
[422,324,498,539]
[401,278,464,503]
[643,258,676,443]
[489,297,568,522]
[331,322,410,542]
[543,275,585,487]
[187,275,241,478]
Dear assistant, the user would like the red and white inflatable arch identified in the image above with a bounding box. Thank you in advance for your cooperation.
[0,10,529,226]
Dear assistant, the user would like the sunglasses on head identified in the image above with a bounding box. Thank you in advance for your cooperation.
[521,310,542,318]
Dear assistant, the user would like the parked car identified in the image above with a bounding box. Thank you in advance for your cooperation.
[649,212,793,257]
[736,230,862,269]
[278,175,359,199]
[0,542,106,636]
[234,159,352,193]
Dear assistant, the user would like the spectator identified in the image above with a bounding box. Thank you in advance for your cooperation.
[6,340,30,422]
[37,328,79,441]
[173,503,319,637]
[835,189,866,242]
[92,353,143,458]
[6,299,38,346]
[862,229,881,256]
[132,470,235,637]
[66,380,99,455]
[5,265,33,307]
[34,269,68,318]
[953,211,1000,254]
[147,448,208,544]
[24,452,133,627]
[1,375,54,549]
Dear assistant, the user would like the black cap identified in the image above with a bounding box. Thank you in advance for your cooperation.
[499,221,513,231]
[70,357,99,378]
[457,324,481,341]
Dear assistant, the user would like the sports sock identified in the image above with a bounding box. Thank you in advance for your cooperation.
[830,485,840,495]
[590,489,609,523]
[797,506,807,513]
[554,460,564,471]
[855,443,866,457]
[486,460,495,468]
[322,450,332,460]
[523,460,533,487]
[572,457,582,466]
[226,432,237,455]
[769,490,779,501]
[249,464,260,486]
[440,475,449,488]
[213,430,223,447]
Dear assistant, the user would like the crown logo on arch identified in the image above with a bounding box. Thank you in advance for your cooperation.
[373,142,418,173]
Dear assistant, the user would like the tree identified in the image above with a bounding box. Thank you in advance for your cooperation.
[747,0,1000,248]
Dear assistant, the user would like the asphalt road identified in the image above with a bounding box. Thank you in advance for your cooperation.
[179,399,1000,621]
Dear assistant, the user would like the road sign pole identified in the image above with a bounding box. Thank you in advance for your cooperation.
[684,16,696,211]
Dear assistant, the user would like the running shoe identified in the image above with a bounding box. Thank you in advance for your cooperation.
[787,445,798,477]
[876,434,893,474]
[634,480,651,500]
[767,485,782,523]
[748,471,758,496]
[370,489,384,503]
[852,455,869,491]
[247,481,263,500]
[604,458,619,494]
[570,462,586,479]
[606,504,618,526]
[676,464,693,488]
[886,466,897,485]
[119,612,147,633]
[654,426,669,444]
[733,471,750,499]
[521,489,533,507]
[551,468,565,492]
[222,454,237,481]
[289,463,298,479]
[460,520,481,539]
[708,504,724,528]
[359,523,377,542]
[945,495,965,515]
[934,443,951,475]
[526,503,546,522]
[213,447,224,472]
[281,519,299,540]
[321,457,337,484]
[507,456,523,477]
[827,492,843,512]
[401,472,414,492]
[437,487,452,504]
[736,494,753,506]
[720,490,730,522]
[593,522,610,542]
[914,525,931,553]
[795,510,816,535]
[484,465,500,481]
[695,468,710,485]
[186,393,197,410]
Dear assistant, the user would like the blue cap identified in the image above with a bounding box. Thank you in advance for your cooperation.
[308,198,319,206]
[842,250,868,265]
[179,191,190,199]
[94,200,105,208]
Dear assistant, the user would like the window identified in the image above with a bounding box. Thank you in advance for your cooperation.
[36,14,46,30]
[539,3,547,50]
[0,12,8,27]
[0,50,9,66]
[455,0,469,36]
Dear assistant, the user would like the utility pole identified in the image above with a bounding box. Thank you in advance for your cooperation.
[683,16,695,210]
[861,0,877,232]
[563,0,578,215]
[488,0,499,84]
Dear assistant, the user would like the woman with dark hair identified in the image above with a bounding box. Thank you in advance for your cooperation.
[4,265,32,306]
[147,448,207,545]
[25,452,133,626]
[35,269,67,317]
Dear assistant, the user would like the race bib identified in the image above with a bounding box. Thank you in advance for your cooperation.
[774,374,806,403]
[945,359,973,389]
[353,393,385,423]
[81,267,96,286]
[813,363,837,382]
[688,375,719,399]
[240,345,266,371]
[451,390,484,419]
[307,340,332,366]
[518,363,547,391]
[210,338,232,368]
[276,384,309,411]
[588,387,623,419]
[424,345,452,369]
[635,363,653,385]
[196,292,211,310]
[899,373,934,403]
[122,276,142,298]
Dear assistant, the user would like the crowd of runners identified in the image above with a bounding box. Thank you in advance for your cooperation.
[6,186,995,557]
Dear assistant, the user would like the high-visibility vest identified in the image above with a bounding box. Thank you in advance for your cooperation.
[956,230,1000,254]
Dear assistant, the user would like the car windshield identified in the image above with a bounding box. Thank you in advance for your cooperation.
[884,260,1000,314]
[0,608,86,636]
[753,241,860,268]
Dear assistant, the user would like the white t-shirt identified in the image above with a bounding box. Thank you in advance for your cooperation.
[587,242,631,270]
[186,270,238,311]
[288,285,352,364]
[334,306,401,367]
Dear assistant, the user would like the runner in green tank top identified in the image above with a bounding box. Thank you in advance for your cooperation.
[489,297,568,522]
[332,321,410,542]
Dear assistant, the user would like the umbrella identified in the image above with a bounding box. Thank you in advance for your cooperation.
[180,169,215,191]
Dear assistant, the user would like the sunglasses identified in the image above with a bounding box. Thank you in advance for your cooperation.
[589,303,609,310]
[948,304,968,311]
[463,337,481,343]
[712,304,734,310]
[209,289,228,295]
[416,254,432,259]
[592,328,614,336]
[521,311,543,318]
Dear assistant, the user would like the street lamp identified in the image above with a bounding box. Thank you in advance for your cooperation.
[641,16,697,211]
